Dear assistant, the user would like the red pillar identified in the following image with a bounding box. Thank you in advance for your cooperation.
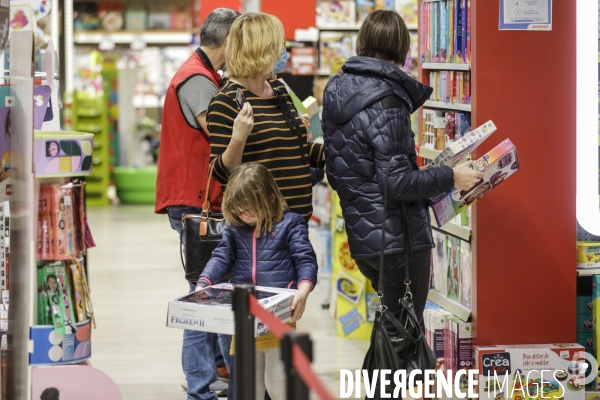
[471,1,576,344]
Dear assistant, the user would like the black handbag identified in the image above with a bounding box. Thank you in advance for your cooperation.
[180,160,227,283]
[362,160,436,390]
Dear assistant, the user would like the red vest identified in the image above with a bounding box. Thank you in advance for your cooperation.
[155,51,224,214]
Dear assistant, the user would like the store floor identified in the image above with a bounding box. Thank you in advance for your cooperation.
[86,204,369,400]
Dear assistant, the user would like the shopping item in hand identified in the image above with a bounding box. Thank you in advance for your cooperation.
[428,138,519,227]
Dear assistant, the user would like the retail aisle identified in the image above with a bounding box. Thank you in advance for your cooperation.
[87,205,369,400]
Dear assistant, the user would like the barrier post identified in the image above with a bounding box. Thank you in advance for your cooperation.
[232,284,256,399]
[282,332,312,400]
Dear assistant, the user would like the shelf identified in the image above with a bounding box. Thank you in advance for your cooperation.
[422,63,471,71]
[430,210,471,241]
[73,30,194,45]
[317,24,362,31]
[427,289,471,322]
[577,268,600,276]
[317,68,331,76]
[133,95,164,108]
[423,100,471,112]
[317,23,418,31]
[418,146,441,160]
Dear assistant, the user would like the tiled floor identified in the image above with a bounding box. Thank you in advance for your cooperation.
[86,205,369,400]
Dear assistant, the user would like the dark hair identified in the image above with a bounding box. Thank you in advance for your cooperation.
[355,10,411,66]
[199,8,241,49]
[41,387,60,400]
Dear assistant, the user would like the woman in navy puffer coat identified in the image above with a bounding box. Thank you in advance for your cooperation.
[322,10,482,322]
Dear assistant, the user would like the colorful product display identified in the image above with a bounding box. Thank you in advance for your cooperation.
[420,0,471,64]
[429,70,471,104]
[33,260,93,365]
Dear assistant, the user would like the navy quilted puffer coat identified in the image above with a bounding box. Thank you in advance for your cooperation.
[198,211,318,290]
[322,57,455,260]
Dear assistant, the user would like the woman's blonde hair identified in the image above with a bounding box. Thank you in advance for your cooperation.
[225,13,284,79]
[222,163,287,237]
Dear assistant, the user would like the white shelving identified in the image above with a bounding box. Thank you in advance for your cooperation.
[422,63,471,71]
[317,23,417,31]
[317,24,362,31]
[418,146,441,160]
[577,268,600,276]
[430,210,471,241]
[423,100,471,112]
[74,30,194,45]
[427,289,471,322]
[317,68,332,76]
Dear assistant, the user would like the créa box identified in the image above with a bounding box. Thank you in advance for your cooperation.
[167,283,295,336]
[475,344,586,400]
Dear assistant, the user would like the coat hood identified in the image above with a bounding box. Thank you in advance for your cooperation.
[325,56,432,125]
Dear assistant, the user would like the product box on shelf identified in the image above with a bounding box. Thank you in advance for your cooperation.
[148,13,171,30]
[316,0,356,27]
[474,344,586,400]
[166,283,295,336]
[34,131,94,177]
[428,138,520,227]
[30,319,92,365]
[577,242,600,269]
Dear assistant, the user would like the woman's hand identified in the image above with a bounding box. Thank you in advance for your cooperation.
[300,114,311,129]
[289,282,312,323]
[232,102,254,142]
[452,161,485,191]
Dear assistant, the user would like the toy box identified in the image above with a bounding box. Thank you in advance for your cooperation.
[429,138,519,227]
[166,283,295,336]
[474,344,586,400]
[425,120,496,169]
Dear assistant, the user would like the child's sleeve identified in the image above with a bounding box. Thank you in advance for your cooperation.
[197,225,236,288]
[287,214,318,290]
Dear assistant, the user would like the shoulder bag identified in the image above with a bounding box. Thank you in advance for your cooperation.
[362,159,436,391]
[180,160,227,283]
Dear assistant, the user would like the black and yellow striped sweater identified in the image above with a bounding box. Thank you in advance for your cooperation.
[207,79,325,221]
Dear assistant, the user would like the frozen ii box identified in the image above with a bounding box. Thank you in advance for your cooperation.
[167,283,296,336]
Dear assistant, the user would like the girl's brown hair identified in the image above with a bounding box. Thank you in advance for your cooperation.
[355,10,411,66]
[222,163,287,237]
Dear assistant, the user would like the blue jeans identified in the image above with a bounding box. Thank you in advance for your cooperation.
[169,206,232,400]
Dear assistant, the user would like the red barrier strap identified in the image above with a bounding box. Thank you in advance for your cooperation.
[247,295,335,400]
[248,295,294,339]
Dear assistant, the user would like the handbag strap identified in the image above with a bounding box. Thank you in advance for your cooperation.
[202,159,218,214]
[378,158,414,307]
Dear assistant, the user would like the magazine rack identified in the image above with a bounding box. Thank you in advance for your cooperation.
[7,30,121,399]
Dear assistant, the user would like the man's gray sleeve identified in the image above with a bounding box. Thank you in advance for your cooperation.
[177,75,219,129]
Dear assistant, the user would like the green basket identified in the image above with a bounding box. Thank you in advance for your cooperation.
[113,166,157,204]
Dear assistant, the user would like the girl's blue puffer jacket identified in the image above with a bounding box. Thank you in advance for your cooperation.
[198,211,318,290]
[322,56,455,260]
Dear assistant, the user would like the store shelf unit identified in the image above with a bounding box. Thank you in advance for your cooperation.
[73,30,194,45]
[422,63,470,71]
[427,289,471,321]
[418,146,442,160]
[430,210,471,241]
[423,100,471,112]
[418,0,577,345]
[72,92,110,206]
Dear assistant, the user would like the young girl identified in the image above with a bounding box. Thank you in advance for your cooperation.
[196,162,318,400]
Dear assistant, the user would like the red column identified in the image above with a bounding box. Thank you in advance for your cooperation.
[261,0,317,40]
[471,1,576,344]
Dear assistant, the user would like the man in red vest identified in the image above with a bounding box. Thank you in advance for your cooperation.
[155,8,240,400]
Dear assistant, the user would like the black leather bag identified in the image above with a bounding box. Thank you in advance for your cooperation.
[362,160,436,389]
[180,161,227,283]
